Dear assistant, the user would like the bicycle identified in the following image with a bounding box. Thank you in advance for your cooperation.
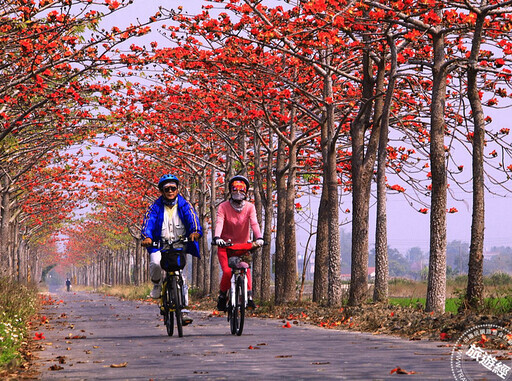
[216,241,258,336]
[152,236,188,337]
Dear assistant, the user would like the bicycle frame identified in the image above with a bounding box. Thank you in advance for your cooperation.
[153,237,188,337]
[224,242,253,336]
[161,268,184,337]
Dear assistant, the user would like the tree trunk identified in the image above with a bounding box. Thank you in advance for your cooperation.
[348,45,378,307]
[465,12,486,309]
[283,120,298,302]
[252,133,263,300]
[0,182,11,277]
[374,35,397,303]
[426,30,448,314]
[209,167,219,295]
[260,127,274,302]
[321,51,342,307]
[313,183,329,303]
[199,174,210,296]
[274,134,287,304]
[134,238,142,285]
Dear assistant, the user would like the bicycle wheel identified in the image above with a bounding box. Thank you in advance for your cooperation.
[164,280,174,336]
[231,276,245,336]
[229,289,237,335]
[171,276,184,338]
[234,275,245,336]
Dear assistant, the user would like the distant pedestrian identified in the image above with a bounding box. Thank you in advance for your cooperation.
[65,278,71,292]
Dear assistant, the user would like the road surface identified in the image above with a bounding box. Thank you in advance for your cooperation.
[33,290,455,380]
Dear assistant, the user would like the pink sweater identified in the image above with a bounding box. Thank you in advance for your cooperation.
[214,201,262,243]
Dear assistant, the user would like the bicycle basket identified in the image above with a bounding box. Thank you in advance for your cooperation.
[160,251,186,271]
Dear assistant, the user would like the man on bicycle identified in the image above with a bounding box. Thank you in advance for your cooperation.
[213,175,264,311]
[141,174,202,324]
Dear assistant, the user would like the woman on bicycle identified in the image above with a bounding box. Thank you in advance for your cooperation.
[213,175,264,311]
[141,174,202,323]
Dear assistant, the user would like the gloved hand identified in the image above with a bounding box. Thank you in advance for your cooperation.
[142,237,152,247]
[254,238,264,247]
[189,232,201,242]
[214,237,226,247]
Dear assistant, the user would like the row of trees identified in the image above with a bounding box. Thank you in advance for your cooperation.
[2,0,512,313]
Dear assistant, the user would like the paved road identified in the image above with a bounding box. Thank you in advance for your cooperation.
[33,291,455,380]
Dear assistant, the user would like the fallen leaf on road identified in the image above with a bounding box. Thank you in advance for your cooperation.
[275,355,292,358]
[282,321,292,328]
[56,356,66,364]
[390,366,416,374]
[312,362,330,365]
[49,365,64,371]
[68,335,86,339]
[110,362,128,368]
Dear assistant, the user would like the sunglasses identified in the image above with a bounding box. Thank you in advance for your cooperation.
[163,186,178,193]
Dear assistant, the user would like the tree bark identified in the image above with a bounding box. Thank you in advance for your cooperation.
[321,50,342,307]
[465,12,486,309]
[209,167,219,295]
[283,125,298,303]
[348,45,379,307]
[426,30,448,313]
[252,133,263,299]
[313,183,329,303]
[260,127,274,302]
[374,34,397,303]
[274,133,287,304]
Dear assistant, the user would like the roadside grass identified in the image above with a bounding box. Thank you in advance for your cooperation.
[93,284,153,301]
[89,276,512,316]
[0,278,38,371]
[389,297,460,313]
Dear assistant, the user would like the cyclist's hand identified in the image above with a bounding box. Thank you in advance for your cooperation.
[215,237,226,247]
[254,238,264,247]
[189,232,200,242]
[141,237,152,247]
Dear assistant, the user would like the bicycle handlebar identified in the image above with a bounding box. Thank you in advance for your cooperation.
[212,240,266,249]
[151,236,189,249]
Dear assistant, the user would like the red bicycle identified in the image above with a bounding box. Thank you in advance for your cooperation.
[224,242,257,336]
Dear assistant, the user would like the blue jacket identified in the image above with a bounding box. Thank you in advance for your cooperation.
[141,194,202,258]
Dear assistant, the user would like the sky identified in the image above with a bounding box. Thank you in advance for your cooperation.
[109,0,512,254]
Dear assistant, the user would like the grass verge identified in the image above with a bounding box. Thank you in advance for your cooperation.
[0,277,38,371]
[389,297,460,313]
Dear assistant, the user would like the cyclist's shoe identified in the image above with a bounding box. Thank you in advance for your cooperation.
[150,283,162,299]
[217,294,227,312]
[182,313,193,326]
[247,299,256,310]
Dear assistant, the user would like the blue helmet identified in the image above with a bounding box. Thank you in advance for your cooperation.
[158,174,179,190]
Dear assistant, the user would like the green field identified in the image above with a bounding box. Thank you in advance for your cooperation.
[389,296,512,314]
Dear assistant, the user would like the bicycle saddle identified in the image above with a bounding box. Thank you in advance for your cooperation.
[228,256,249,269]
